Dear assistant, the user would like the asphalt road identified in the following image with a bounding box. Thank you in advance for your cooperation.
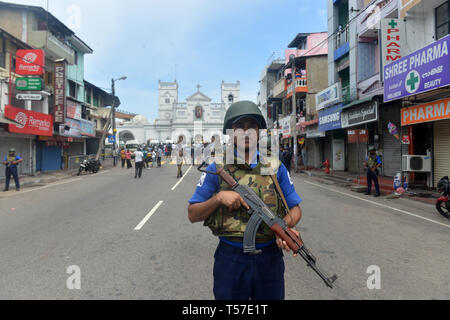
[0,161,448,300]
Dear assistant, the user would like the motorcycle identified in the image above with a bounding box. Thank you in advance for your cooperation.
[77,159,101,176]
[436,176,450,219]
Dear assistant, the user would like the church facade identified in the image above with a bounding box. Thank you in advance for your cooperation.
[118,80,240,144]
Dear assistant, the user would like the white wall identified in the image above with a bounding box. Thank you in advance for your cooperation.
[404,0,447,55]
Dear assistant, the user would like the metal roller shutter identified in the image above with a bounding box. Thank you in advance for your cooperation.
[433,119,450,188]
[381,105,408,177]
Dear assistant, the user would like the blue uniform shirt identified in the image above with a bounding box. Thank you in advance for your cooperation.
[4,155,22,170]
[189,155,302,249]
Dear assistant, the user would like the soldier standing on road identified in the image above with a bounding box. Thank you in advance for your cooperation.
[188,101,303,300]
[364,145,382,197]
[3,148,23,192]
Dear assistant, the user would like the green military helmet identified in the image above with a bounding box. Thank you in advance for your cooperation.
[223,100,267,134]
[9,148,16,153]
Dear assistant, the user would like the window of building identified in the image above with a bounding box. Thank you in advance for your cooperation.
[45,71,53,86]
[358,42,376,82]
[165,98,170,104]
[93,93,99,107]
[86,91,91,104]
[436,1,449,40]
[0,50,5,69]
[69,80,77,98]
[228,94,234,103]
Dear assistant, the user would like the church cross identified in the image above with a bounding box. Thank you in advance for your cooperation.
[196,84,201,92]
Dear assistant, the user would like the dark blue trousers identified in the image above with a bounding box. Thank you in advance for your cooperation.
[367,170,380,195]
[5,166,20,190]
[213,241,285,300]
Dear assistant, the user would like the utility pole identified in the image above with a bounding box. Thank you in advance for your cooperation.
[111,78,116,166]
[95,76,126,162]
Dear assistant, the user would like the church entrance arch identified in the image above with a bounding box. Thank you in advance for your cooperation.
[119,131,135,144]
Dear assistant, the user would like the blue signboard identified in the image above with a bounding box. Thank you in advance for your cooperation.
[318,104,343,132]
[108,136,116,144]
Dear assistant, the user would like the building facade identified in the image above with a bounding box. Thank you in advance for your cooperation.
[118,81,240,145]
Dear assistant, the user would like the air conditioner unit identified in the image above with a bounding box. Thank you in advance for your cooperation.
[402,155,432,172]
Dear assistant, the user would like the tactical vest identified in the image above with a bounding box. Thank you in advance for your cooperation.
[203,159,288,242]
[368,154,378,169]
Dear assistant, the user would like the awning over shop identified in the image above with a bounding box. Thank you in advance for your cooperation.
[0,115,19,125]
[342,96,375,110]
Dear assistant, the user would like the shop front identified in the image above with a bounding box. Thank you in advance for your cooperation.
[318,104,344,171]
[2,105,53,177]
[401,97,450,188]
[341,98,379,174]
[384,34,449,185]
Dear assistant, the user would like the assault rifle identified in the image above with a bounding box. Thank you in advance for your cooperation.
[199,162,338,289]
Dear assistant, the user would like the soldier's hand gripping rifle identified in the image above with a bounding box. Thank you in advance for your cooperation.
[199,162,338,289]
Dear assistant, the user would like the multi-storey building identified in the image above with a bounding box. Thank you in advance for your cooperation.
[0,1,106,173]
[259,32,328,169]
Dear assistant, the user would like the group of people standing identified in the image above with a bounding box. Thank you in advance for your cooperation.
[119,146,165,179]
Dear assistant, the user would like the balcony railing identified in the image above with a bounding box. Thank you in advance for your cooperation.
[287,78,308,96]
[335,24,349,50]
[28,31,75,65]
[273,77,286,98]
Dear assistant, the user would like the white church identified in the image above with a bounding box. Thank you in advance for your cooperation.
[118,80,240,144]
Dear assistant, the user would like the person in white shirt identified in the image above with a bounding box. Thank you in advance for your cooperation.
[134,148,144,179]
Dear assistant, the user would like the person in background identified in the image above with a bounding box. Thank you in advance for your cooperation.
[142,148,149,169]
[151,149,156,168]
[120,148,126,168]
[126,149,132,169]
[134,148,144,179]
[176,136,184,179]
[157,145,163,168]
[3,148,23,192]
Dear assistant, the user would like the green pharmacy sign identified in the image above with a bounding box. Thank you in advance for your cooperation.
[15,77,43,91]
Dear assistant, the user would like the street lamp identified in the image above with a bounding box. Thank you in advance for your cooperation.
[111,76,127,166]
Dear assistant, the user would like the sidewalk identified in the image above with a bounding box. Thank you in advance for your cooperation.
[296,168,440,205]
[0,158,115,192]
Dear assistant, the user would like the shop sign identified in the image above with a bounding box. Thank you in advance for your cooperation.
[4,105,53,136]
[279,116,292,139]
[16,77,43,91]
[384,34,449,102]
[401,97,450,126]
[381,18,406,71]
[54,61,66,123]
[66,99,82,120]
[316,83,342,112]
[318,104,342,132]
[341,101,378,128]
[80,119,96,137]
[16,93,43,101]
[402,135,411,145]
[347,129,369,144]
[59,118,81,138]
[15,49,45,75]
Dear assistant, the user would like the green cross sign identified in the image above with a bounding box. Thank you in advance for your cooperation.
[388,19,398,29]
[406,71,420,93]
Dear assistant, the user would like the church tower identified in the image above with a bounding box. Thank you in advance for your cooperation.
[221,81,240,110]
[157,80,178,123]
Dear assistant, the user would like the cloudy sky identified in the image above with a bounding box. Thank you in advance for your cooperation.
[7,0,327,121]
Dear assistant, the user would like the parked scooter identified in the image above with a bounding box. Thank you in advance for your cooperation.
[77,159,101,176]
[436,176,449,218]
